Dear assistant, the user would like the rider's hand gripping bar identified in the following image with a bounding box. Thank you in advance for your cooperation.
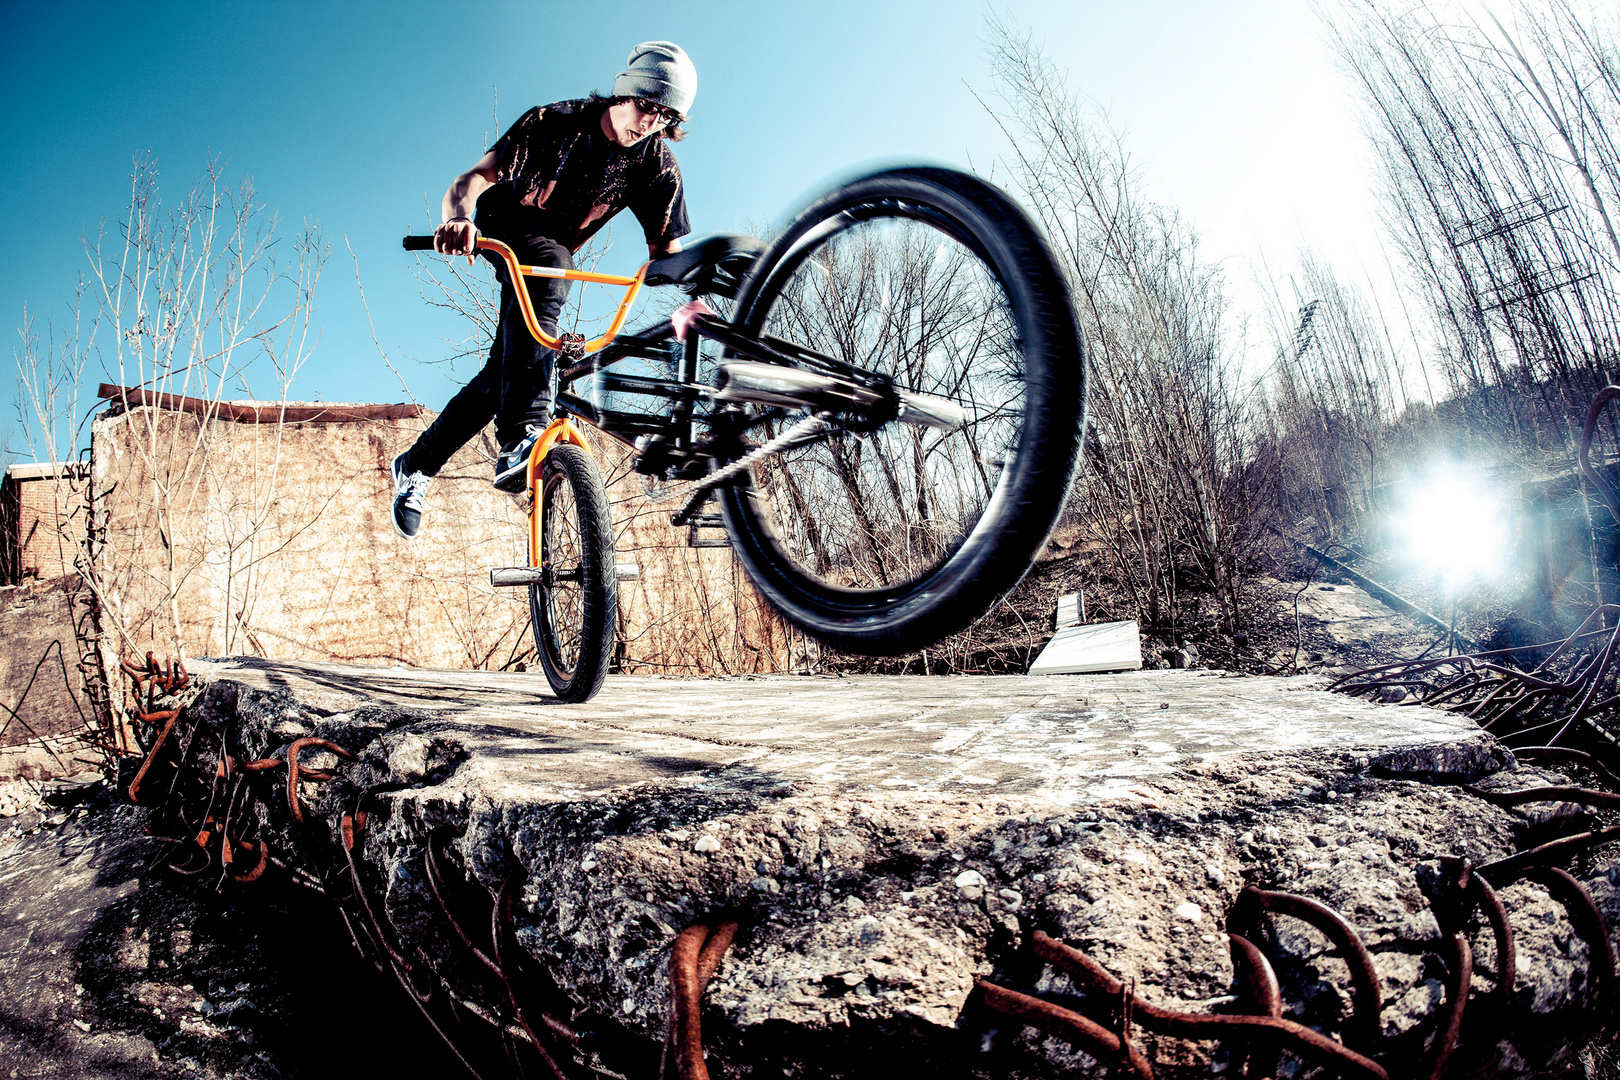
[404,235,648,354]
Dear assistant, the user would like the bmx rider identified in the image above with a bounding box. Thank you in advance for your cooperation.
[391,41,695,539]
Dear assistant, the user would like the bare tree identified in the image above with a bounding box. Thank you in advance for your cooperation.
[14,156,328,661]
[982,19,1255,635]
[1324,0,1620,448]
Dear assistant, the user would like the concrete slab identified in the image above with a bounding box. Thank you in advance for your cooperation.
[131,659,1615,1079]
[191,661,1477,804]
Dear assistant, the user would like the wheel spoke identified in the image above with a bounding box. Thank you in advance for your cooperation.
[742,212,1025,591]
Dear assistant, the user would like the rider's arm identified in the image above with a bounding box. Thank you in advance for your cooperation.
[435,150,501,259]
[650,238,682,258]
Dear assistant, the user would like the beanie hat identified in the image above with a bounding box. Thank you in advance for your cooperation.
[612,41,697,118]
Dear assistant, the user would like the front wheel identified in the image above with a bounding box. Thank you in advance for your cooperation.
[529,443,617,702]
[719,166,1086,655]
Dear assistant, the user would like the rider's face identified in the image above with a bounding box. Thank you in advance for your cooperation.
[601,98,668,147]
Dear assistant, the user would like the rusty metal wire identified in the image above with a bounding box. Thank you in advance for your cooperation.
[1227,932,1283,1079]
[1035,930,1388,1080]
[1525,867,1616,1003]
[1424,933,1471,1080]
[1230,885,1383,1055]
[977,847,1618,1080]
[1433,858,1516,1014]
[662,918,739,1080]
[1330,604,1620,758]
[975,977,1155,1079]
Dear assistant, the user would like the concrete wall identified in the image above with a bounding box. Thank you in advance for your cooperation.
[0,575,99,780]
[89,403,796,675]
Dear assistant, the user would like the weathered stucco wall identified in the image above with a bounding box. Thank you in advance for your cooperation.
[89,402,793,675]
[0,575,99,780]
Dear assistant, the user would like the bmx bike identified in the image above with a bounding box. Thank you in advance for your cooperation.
[404,166,1086,703]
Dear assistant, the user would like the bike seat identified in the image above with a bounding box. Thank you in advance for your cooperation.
[644,234,765,298]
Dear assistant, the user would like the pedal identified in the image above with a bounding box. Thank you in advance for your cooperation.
[687,513,730,549]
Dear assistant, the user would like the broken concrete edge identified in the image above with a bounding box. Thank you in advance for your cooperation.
[129,669,1620,1079]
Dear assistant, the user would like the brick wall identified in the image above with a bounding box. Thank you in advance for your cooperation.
[0,575,99,780]
[1,465,87,585]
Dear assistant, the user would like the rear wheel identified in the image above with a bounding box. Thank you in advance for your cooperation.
[719,167,1085,654]
[529,443,616,702]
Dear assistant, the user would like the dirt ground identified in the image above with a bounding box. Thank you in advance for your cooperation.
[0,776,461,1080]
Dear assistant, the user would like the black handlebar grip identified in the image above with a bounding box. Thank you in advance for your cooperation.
[402,236,435,251]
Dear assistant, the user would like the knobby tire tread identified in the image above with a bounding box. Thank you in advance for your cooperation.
[720,166,1086,655]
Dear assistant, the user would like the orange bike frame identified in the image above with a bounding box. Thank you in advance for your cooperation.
[525,417,591,566]
[469,240,653,559]
[476,237,647,354]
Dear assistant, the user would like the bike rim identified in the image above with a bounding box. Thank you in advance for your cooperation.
[735,197,1029,599]
[540,469,585,676]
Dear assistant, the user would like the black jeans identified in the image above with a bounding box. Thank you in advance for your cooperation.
[402,229,573,478]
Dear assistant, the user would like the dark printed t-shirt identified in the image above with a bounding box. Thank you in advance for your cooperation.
[482,98,690,253]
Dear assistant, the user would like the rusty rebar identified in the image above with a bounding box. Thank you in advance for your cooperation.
[1228,886,1383,1055]
[424,835,502,976]
[285,737,353,823]
[1030,931,1388,1080]
[339,807,413,972]
[1463,869,1517,1011]
[1228,933,1283,1079]
[975,979,1154,1080]
[1421,933,1472,1080]
[1526,866,1616,1006]
[233,840,269,883]
[668,919,740,1080]
[1332,602,1620,747]
[126,709,180,803]
[1476,823,1620,884]
[492,875,577,1080]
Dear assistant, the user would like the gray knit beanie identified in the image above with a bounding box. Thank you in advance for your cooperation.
[612,41,697,118]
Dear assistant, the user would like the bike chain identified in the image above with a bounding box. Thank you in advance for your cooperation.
[665,412,834,527]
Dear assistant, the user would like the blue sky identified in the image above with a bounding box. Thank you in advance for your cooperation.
[1,0,1376,461]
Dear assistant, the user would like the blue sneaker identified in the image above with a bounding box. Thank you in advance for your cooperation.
[390,452,431,539]
[493,427,542,493]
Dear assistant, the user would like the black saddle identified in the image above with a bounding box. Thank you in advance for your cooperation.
[643,234,765,298]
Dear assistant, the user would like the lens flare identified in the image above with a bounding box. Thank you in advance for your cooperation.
[1393,469,1508,587]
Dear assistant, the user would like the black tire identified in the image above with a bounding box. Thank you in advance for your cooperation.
[718,167,1086,654]
[529,443,617,702]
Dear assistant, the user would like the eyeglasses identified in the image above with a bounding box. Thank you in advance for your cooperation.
[631,97,681,124]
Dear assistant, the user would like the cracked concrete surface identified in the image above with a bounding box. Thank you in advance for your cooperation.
[8,660,1614,1077]
[97,657,1606,1079]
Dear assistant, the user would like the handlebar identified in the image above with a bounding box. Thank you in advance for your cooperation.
[402,236,436,251]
